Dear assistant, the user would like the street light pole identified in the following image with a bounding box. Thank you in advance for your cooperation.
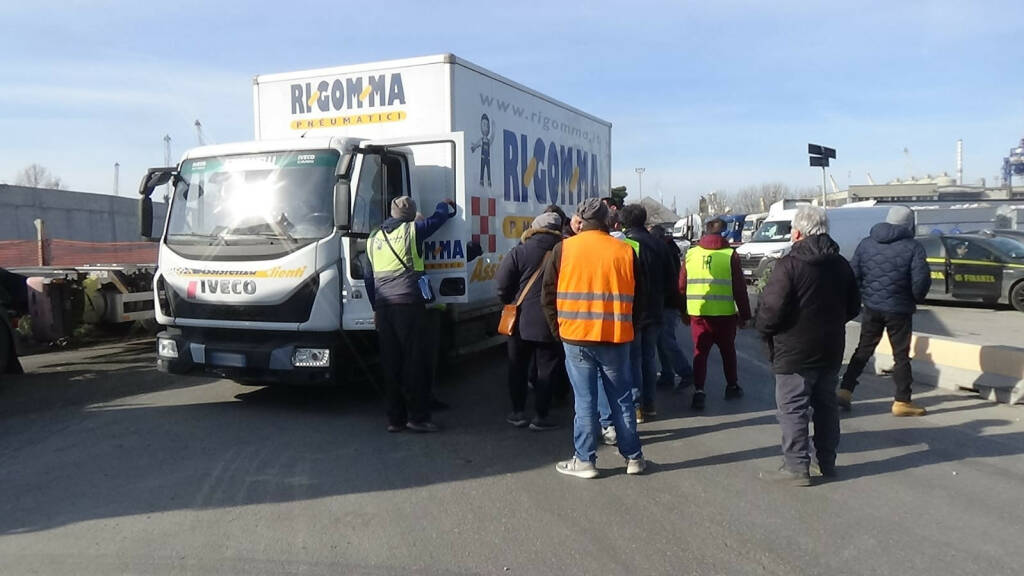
[635,167,645,200]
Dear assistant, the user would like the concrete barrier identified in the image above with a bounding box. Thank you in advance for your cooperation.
[872,332,1024,405]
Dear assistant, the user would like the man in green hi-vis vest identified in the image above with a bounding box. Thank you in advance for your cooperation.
[679,218,752,411]
[365,196,456,434]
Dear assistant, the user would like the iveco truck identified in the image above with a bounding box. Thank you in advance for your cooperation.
[138,54,612,384]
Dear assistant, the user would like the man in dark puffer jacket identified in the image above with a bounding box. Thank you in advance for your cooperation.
[839,206,931,416]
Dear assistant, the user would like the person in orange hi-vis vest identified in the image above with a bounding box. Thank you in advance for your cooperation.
[541,198,647,479]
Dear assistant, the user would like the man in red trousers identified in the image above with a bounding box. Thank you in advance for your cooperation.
[679,218,752,410]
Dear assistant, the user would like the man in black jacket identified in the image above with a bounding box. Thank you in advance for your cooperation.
[839,206,931,416]
[621,204,677,421]
[756,206,861,485]
[495,212,564,431]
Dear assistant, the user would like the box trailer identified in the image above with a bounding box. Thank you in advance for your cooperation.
[139,54,612,384]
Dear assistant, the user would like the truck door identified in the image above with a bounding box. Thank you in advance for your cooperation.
[943,238,1003,302]
[360,133,469,306]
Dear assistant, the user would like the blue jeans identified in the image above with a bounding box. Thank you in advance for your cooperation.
[564,342,643,462]
[630,324,661,411]
[657,309,693,386]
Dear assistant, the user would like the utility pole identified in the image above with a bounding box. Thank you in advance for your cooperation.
[195,119,205,145]
[808,143,836,207]
[113,162,120,196]
[163,134,172,201]
[635,167,645,200]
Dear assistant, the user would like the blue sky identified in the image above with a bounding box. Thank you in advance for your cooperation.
[1,0,1022,209]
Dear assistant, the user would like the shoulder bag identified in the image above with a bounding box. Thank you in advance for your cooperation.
[497,251,551,336]
[380,226,436,303]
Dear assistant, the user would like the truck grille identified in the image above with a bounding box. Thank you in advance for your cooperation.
[167,276,319,323]
[739,254,763,272]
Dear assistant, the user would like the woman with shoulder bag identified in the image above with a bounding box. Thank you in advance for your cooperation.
[495,212,564,431]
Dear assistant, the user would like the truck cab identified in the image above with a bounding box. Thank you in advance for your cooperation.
[141,135,472,384]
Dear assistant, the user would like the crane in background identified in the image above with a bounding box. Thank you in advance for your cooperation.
[194,119,206,146]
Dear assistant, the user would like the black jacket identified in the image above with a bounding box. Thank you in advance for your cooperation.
[625,227,674,327]
[495,228,561,342]
[849,223,931,315]
[756,234,861,374]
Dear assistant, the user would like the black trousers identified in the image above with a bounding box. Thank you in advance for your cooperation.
[776,369,841,472]
[841,307,914,402]
[507,332,561,418]
[376,303,429,425]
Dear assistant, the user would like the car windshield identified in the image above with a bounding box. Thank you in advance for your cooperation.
[990,236,1024,259]
[166,150,339,246]
[751,220,791,242]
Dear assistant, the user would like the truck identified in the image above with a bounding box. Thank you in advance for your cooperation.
[138,54,612,384]
[735,200,907,284]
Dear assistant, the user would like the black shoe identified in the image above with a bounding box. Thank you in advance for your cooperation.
[810,461,837,478]
[724,384,744,400]
[430,397,451,411]
[759,465,812,487]
[691,390,706,411]
[387,423,406,433]
[406,421,440,433]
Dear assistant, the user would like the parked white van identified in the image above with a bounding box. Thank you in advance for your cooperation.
[736,200,907,283]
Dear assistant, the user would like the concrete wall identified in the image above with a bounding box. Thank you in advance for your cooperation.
[0,185,168,242]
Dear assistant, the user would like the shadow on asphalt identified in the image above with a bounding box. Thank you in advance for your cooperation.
[2,327,1018,534]
[0,340,213,417]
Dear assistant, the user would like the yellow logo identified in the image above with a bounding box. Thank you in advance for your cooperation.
[291,111,407,131]
[502,216,534,239]
[469,255,503,283]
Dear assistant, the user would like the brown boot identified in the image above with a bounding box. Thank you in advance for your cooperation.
[892,401,926,417]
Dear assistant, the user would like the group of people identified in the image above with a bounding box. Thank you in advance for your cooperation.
[363,193,931,486]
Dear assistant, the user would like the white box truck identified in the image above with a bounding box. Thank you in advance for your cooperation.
[138,54,612,384]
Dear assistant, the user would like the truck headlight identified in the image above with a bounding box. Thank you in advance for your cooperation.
[292,348,330,368]
[157,338,179,359]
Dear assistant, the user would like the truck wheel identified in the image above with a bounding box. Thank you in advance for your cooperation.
[1011,281,1024,313]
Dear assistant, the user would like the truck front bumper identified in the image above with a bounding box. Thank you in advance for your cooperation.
[155,327,340,385]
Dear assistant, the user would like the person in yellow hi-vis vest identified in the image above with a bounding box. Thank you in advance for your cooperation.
[365,196,456,433]
[679,218,752,411]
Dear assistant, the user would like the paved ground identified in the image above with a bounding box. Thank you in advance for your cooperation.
[913,299,1023,346]
[2,331,1023,575]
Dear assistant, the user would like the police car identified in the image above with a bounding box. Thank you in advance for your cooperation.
[916,233,1024,312]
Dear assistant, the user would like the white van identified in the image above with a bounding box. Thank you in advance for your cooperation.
[736,201,907,282]
[740,211,768,243]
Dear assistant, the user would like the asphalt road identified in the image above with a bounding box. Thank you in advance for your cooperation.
[2,331,1023,576]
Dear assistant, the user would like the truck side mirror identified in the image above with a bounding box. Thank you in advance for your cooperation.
[139,196,154,239]
[334,155,353,231]
[334,178,351,231]
[139,167,175,198]
[138,167,176,240]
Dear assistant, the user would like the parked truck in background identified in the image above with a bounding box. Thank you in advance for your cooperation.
[138,54,612,385]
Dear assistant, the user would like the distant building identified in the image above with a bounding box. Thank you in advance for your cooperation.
[843,182,1024,204]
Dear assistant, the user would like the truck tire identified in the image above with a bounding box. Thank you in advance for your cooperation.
[1011,281,1024,313]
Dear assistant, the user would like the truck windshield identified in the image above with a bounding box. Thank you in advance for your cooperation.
[166,150,339,248]
[751,220,792,243]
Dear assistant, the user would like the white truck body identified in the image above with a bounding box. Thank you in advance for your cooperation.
[735,200,906,282]
[147,54,611,384]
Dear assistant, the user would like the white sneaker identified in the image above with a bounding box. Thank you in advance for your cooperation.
[555,457,599,479]
[626,457,647,475]
[602,426,618,446]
